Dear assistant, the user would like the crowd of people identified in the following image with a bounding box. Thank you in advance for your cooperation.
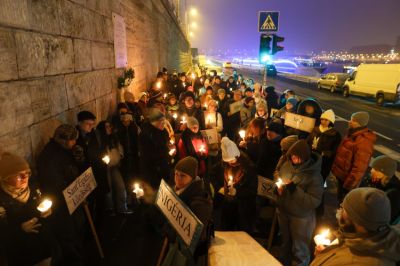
[0,66,399,266]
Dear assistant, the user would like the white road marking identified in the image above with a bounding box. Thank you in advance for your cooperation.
[374,145,400,162]
[373,132,393,141]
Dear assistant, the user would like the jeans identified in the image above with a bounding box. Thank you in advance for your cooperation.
[105,166,128,212]
[277,209,316,266]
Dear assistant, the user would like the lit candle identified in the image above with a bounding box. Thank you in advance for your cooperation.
[173,113,178,119]
[169,148,176,156]
[207,115,212,126]
[191,73,195,79]
[37,199,53,213]
[275,178,284,188]
[228,175,234,187]
[163,93,167,99]
[198,144,205,154]
[156,81,162,89]
[239,130,246,140]
[314,229,331,246]
[230,87,233,92]
[183,82,186,87]
[102,155,110,165]
[200,78,203,82]
[133,183,144,199]
[170,139,175,145]
[204,103,208,109]
[180,116,187,124]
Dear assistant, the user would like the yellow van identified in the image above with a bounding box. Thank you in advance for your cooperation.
[343,64,400,106]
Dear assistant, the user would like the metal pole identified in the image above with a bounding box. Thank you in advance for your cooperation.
[263,63,267,86]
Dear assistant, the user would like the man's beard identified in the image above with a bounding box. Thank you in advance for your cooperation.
[336,208,356,233]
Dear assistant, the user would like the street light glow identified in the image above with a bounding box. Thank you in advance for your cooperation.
[189,32,194,37]
[191,22,198,29]
[190,8,198,16]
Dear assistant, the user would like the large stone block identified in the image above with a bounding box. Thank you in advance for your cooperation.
[95,93,113,121]
[0,128,32,162]
[86,0,112,17]
[92,14,113,43]
[59,0,94,40]
[74,39,92,71]
[0,0,30,29]
[29,0,61,35]
[65,72,97,108]
[92,42,114,69]
[93,69,112,97]
[0,81,34,136]
[43,35,74,76]
[15,31,45,78]
[0,27,18,81]
[45,75,69,116]
[30,118,62,158]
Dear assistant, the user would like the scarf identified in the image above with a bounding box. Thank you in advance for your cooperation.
[0,181,30,203]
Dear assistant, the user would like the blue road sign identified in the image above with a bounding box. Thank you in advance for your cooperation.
[258,11,279,32]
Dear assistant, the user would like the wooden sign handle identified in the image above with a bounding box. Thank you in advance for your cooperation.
[83,202,104,259]
[157,237,169,266]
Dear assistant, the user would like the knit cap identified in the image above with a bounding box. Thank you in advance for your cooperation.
[286,97,298,107]
[343,187,391,231]
[280,135,299,152]
[54,124,78,141]
[0,153,30,180]
[370,155,397,178]
[287,139,311,162]
[320,109,335,124]
[175,156,198,179]
[221,137,240,162]
[351,111,369,127]
[266,121,285,135]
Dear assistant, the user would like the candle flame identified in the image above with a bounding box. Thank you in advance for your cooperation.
[181,116,187,124]
[102,155,110,165]
[275,178,284,188]
[37,199,53,212]
[173,113,178,119]
[239,130,246,140]
[156,81,162,89]
[314,228,331,246]
[169,148,176,156]
[133,183,144,198]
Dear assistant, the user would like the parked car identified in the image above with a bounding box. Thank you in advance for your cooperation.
[342,64,400,106]
[317,73,349,93]
[266,64,277,76]
[223,62,232,68]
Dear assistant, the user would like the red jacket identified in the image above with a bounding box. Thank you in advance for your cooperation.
[331,127,376,190]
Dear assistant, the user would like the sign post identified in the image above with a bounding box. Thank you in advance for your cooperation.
[258,11,280,33]
[63,168,104,259]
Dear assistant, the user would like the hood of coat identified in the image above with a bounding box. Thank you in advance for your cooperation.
[348,127,376,142]
[285,152,322,184]
[178,177,210,204]
[340,225,400,262]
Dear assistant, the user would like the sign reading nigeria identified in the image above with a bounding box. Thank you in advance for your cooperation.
[156,179,204,253]
[63,167,97,215]
[258,11,279,32]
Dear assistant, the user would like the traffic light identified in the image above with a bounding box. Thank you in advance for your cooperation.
[259,34,272,63]
[272,34,284,55]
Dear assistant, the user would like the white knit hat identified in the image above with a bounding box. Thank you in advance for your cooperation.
[221,137,240,162]
[320,109,335,124]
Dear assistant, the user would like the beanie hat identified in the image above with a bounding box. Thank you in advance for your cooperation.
[351,111,369,127]
[343,187,391,231]
[370,155,397,178]
[218,89,226,95]
[221,137,240,162]
[147,108,165,122]
[182,91,195,101]
[320,109,335,124]
[245,88,253,93]
[54,124,78,141]
[124,91,135,102]
[286,97,298,107]
[206,86,213,92]
[266,86,275,93]
[175,156,198,179]
[287,139,311,162]
[77,111,96,122]
[0,153,30,180]
[187,116,199,129]
[280,135,299,152]
[266,121,285,136]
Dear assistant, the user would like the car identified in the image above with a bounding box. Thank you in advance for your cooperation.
[266,64,277,76]
[342,64,400,106]
[223,62,232,68]
[317,73,349,93]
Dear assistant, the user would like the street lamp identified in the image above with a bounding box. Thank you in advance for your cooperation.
[189,31,194,37]
[190,8,198,17]
[191,21,198,29]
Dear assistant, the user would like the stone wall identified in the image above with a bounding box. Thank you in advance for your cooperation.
[0,0,191,163]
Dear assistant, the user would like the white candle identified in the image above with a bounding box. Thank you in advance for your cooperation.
[37,199,52,213]
[204,103,208,109]
[199,144,205,154]
[133,183,144,199]
[102,155,110,165]
[228,175,234,187]
[173,113,178,119]
[183,82,186,87]
[180,116,187,124]
[207,115,212,126]
[239,130,246,140]
[169,148,176,156]
[314,229,331,246]
[156,81,162,89]
[275,178,284,188]
[163,93,167,99]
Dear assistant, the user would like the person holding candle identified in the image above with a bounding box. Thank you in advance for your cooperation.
[311,187,400,266]
[37,124,86,265]
[276,139,324,266]
[177,91,205,132]
[212,137,257,233]
[225,90,243,140]
[0,152,56,266]
[240,97,256,128]
[238,118,267,164]
[205,99,223,133]
[177,117,209,178]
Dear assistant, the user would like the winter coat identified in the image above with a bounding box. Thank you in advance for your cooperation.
[177,129,209,178]
[240,106,254,128]
[277,153,324,218]
[307,126,342,179]
[257,136,282,179]
[361,175,400,224]
[241,134,267,164]
[310,225,400,266]
[138,122,171,188]
[0,183,55,265]
[204,111,223,133]
[331,127,376,190]
[265,88,279,113]
[225,99,242,141]
[218,97,230,121]
[117,122,140,179]
[178,106,206,131]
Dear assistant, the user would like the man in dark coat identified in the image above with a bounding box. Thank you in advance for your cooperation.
[139,109,173,189]
[37,124,86,265]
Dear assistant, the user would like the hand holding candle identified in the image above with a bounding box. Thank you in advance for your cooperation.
[314,229,331,246]
[133,183,144,199]
[180,116,187,124]
[102,155,110,165]
[173,113,178,120]
[37,198,53,218]
[275,178,284,188]
[239,130,246,140]
[227,175,236,196]
[198,144,206,154]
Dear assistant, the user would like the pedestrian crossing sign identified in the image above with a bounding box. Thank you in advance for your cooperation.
[258,11,279,32]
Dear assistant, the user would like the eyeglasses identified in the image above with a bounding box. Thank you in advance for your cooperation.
[9,171,32,181]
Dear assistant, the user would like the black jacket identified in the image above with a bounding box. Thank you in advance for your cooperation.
[257,136,282,179]
[178,106,205,131]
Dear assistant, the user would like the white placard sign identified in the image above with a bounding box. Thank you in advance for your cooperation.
[284,112,316,133]
[156,179,204,253]
[201,128,218,145]
[229,101,243,115]
[257,176,277,201]
[112,13,128,68]
[63,168,97,215]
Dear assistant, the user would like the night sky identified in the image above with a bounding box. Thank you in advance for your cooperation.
[188,0,400,54]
